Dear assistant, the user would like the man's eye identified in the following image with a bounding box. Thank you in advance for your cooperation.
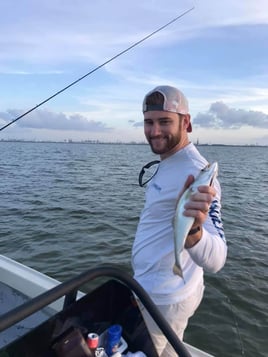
[160,120,170,125]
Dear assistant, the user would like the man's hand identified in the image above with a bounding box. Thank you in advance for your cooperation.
[181,175,216,248]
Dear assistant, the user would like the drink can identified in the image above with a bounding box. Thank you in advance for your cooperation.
[87,332,99,349]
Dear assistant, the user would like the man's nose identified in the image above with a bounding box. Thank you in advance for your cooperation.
[150,123,161,136]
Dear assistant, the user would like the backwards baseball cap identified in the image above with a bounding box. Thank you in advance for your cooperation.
[142,85,192,132]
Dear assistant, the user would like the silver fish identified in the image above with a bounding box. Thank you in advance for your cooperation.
[173,162,218,281]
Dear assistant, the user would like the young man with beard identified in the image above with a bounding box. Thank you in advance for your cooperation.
[132,85,227,356]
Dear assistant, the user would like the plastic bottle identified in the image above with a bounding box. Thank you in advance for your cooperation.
[106,324,122,356]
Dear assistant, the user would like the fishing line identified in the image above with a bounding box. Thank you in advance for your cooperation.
[208,283,245,356]
[0,6,194,132]
[226,295,245,356]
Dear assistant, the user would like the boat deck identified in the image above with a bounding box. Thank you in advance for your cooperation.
[0,281,54,348]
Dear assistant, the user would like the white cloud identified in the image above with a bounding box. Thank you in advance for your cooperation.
[1,0,268,67]
[0,109,113,132]
[193,102,268,129]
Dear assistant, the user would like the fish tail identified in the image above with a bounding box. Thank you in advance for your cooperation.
[173,264,184,281]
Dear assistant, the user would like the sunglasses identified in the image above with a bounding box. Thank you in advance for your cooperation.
[138,160,160,187]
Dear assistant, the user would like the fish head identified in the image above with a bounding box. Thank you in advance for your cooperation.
[205,161,218,186]
[194,161,218,188]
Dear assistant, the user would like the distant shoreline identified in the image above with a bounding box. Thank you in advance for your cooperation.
[0,139,267,147]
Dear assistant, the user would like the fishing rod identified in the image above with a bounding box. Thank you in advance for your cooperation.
[0,6,194,132]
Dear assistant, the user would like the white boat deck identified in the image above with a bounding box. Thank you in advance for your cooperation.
[0,255,63,309]
[0,255,66,348]
[0,280,55,348]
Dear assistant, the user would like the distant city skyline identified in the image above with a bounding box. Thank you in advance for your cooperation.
[1,138,267,147]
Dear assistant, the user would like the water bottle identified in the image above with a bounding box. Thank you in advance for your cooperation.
[106,324,122,356]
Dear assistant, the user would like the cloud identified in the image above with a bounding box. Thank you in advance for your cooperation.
[132,121,143,128]
[129,102,268,131]
[0,109,113,132]
[1,1,268,69]
[193,102,268,129]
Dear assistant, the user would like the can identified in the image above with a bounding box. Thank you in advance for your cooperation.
[87,332,99,350]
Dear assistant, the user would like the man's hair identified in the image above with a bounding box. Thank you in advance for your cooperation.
[144,91,164,106]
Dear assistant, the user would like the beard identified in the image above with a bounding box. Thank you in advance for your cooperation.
[147,120,183,155]
[148,133,182,155]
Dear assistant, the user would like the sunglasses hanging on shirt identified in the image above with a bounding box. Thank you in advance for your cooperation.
[138,160,160,187]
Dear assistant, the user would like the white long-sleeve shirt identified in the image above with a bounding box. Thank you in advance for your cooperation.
[132,143,227,305]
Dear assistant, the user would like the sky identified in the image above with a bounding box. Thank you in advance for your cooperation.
[0,0,268,145]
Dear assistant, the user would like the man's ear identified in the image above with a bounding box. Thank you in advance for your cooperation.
[183,114,192,132]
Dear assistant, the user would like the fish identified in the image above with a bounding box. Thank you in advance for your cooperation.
[173,162,218,281]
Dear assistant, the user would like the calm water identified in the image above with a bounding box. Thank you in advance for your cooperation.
[0,142,267,357]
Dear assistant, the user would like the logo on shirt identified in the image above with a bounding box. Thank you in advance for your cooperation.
[209,199,226,242]
[152,183,162,191]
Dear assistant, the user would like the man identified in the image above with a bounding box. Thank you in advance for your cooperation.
[132,85,227,356]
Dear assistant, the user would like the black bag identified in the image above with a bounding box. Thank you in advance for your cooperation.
[52,327,92,357]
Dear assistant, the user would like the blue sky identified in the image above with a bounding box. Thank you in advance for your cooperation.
[0,0,268,145]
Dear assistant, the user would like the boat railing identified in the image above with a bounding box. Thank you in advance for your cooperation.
[0,264,192,357]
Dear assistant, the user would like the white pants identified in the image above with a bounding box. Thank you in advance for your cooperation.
[138,283,204,357]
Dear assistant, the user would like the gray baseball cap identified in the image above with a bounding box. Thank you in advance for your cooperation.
[142,85,192,132]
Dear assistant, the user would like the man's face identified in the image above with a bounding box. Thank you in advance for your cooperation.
[144,111,189,159]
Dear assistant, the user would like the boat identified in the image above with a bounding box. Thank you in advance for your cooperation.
[0,255,214,357]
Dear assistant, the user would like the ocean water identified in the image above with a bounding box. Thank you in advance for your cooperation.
[0,141,267,357]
